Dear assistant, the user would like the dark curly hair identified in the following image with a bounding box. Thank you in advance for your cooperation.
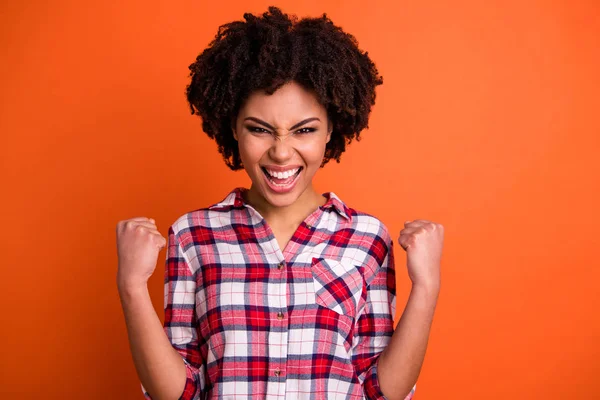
[186,6,384,170]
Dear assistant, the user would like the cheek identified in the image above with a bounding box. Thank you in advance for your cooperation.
[303,143,328,167]
[238,140,264,164]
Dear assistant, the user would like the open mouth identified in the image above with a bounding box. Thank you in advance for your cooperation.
[261,166,303,187]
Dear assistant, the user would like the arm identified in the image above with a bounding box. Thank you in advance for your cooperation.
[118,225,204,400]
[119,285,189,400]
[377,222,441,400]
[351,236,417,400]
[377,274,438,398]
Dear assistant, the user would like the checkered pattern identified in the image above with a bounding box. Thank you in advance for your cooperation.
[141,187,417,400]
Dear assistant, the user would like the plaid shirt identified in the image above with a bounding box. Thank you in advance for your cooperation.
[141,187,417,400]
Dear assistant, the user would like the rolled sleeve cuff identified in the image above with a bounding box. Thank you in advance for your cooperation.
[363,357,417,400]
[178,359,201,400]
[140,359,200,400]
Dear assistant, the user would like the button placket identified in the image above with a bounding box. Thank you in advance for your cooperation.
[275,262,286,322]
[266,257,288,395]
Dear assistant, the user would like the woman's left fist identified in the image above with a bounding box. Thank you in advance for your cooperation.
[398,219,444,290]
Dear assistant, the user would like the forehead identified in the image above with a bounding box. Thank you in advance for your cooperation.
[239,81,326,120]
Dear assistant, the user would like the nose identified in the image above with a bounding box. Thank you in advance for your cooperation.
[268,131,294,162]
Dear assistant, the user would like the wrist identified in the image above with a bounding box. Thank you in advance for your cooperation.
[117,279,149,298]
[411,281,440,299]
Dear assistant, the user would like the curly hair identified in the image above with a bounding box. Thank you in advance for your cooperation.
[186,6,384,170]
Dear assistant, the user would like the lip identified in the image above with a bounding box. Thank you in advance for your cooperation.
[261,166,302,194]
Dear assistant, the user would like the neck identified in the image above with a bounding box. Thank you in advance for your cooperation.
[244,184,326,227]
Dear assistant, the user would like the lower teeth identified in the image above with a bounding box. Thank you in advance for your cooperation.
[271,176,294,186]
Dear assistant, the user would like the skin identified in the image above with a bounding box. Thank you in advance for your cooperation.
[116,218,186,400]
[377,219,443,400]
[116,80,443,400]
[232,81,333,250]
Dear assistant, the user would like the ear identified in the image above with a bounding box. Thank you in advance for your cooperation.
[231,115,238,141]
[326,122,333,143]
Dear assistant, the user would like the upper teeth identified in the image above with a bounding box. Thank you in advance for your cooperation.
[265,167,300,179]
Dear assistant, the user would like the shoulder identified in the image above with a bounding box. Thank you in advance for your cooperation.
[165,197,239,275]
[344,206,394,248]
[168,192,241,243]
[327,191,392,246]
[171,206,236,236]
[339,206,395,282]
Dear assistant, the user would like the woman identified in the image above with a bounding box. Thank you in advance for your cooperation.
[116,6,443,400]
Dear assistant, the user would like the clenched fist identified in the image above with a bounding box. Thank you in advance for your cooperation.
[116,217,167,290]
[398,219,444,290]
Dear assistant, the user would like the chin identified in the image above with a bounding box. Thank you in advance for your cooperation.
[260,184,304,208]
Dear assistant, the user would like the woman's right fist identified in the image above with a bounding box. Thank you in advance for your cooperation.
[116,217,167,289]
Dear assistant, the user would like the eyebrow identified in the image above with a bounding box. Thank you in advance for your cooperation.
[243,117,321,131]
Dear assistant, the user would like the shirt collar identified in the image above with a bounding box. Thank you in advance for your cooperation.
[208,187,351,221]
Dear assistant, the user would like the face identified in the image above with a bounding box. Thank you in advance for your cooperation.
[233,81,332,210]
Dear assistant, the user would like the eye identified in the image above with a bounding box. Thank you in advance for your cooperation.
[247,126,270,134]
[295,127,317,134]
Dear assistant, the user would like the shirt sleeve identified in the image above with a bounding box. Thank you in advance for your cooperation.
[351,230,417,400]
[140,224,205,400]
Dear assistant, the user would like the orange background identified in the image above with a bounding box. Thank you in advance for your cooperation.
[1,1,599,398]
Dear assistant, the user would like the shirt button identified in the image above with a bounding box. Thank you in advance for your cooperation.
[274,368,281,377]
[277,261,285,270]
[277,312,284,320]
[306,223,312,229]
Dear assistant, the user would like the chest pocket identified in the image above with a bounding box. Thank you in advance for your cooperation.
[310,257,365,319]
